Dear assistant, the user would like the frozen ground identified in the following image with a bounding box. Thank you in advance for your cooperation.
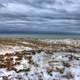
[0,45,32,55]
[0,39,80,80]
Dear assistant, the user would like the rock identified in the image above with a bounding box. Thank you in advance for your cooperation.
[56,67,65,74]
[47,67,53,74]
[66,72,74,79]
[3,76,8,80]
[68,54,74,60]
[63,62,71,67]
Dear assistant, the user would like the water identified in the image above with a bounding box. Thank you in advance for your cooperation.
[0,33,80,39]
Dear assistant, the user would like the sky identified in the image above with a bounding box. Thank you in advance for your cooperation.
[0,0,80,34]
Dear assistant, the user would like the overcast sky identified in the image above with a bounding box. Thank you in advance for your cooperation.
[0,0,80,34]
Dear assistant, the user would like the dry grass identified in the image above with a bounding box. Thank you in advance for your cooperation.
[0,38,79,53]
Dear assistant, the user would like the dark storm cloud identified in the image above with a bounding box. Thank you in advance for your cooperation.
[0,0,80,34]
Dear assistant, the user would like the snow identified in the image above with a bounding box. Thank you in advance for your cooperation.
[0,39,80,80]
[43,39,80,46]
[0,51,80,80]
[0,45,32,55]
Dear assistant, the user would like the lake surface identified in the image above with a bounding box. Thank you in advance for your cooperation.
[0,33,80,39]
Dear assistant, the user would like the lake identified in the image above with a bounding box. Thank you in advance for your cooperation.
[0,33,80,39]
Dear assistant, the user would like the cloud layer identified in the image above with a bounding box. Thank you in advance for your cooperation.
[0,0,80,34]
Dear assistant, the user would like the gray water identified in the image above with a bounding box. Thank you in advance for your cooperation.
[0,34,80,39]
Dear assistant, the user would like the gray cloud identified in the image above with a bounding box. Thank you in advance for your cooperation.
[0,0,80,34]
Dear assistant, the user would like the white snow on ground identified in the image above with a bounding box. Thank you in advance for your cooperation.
[0,40,80,80]
[0,45,32,55]
[42,39,80,46]
[0,51,80,80]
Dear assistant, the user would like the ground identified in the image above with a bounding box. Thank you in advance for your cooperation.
[0,38,80,80]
